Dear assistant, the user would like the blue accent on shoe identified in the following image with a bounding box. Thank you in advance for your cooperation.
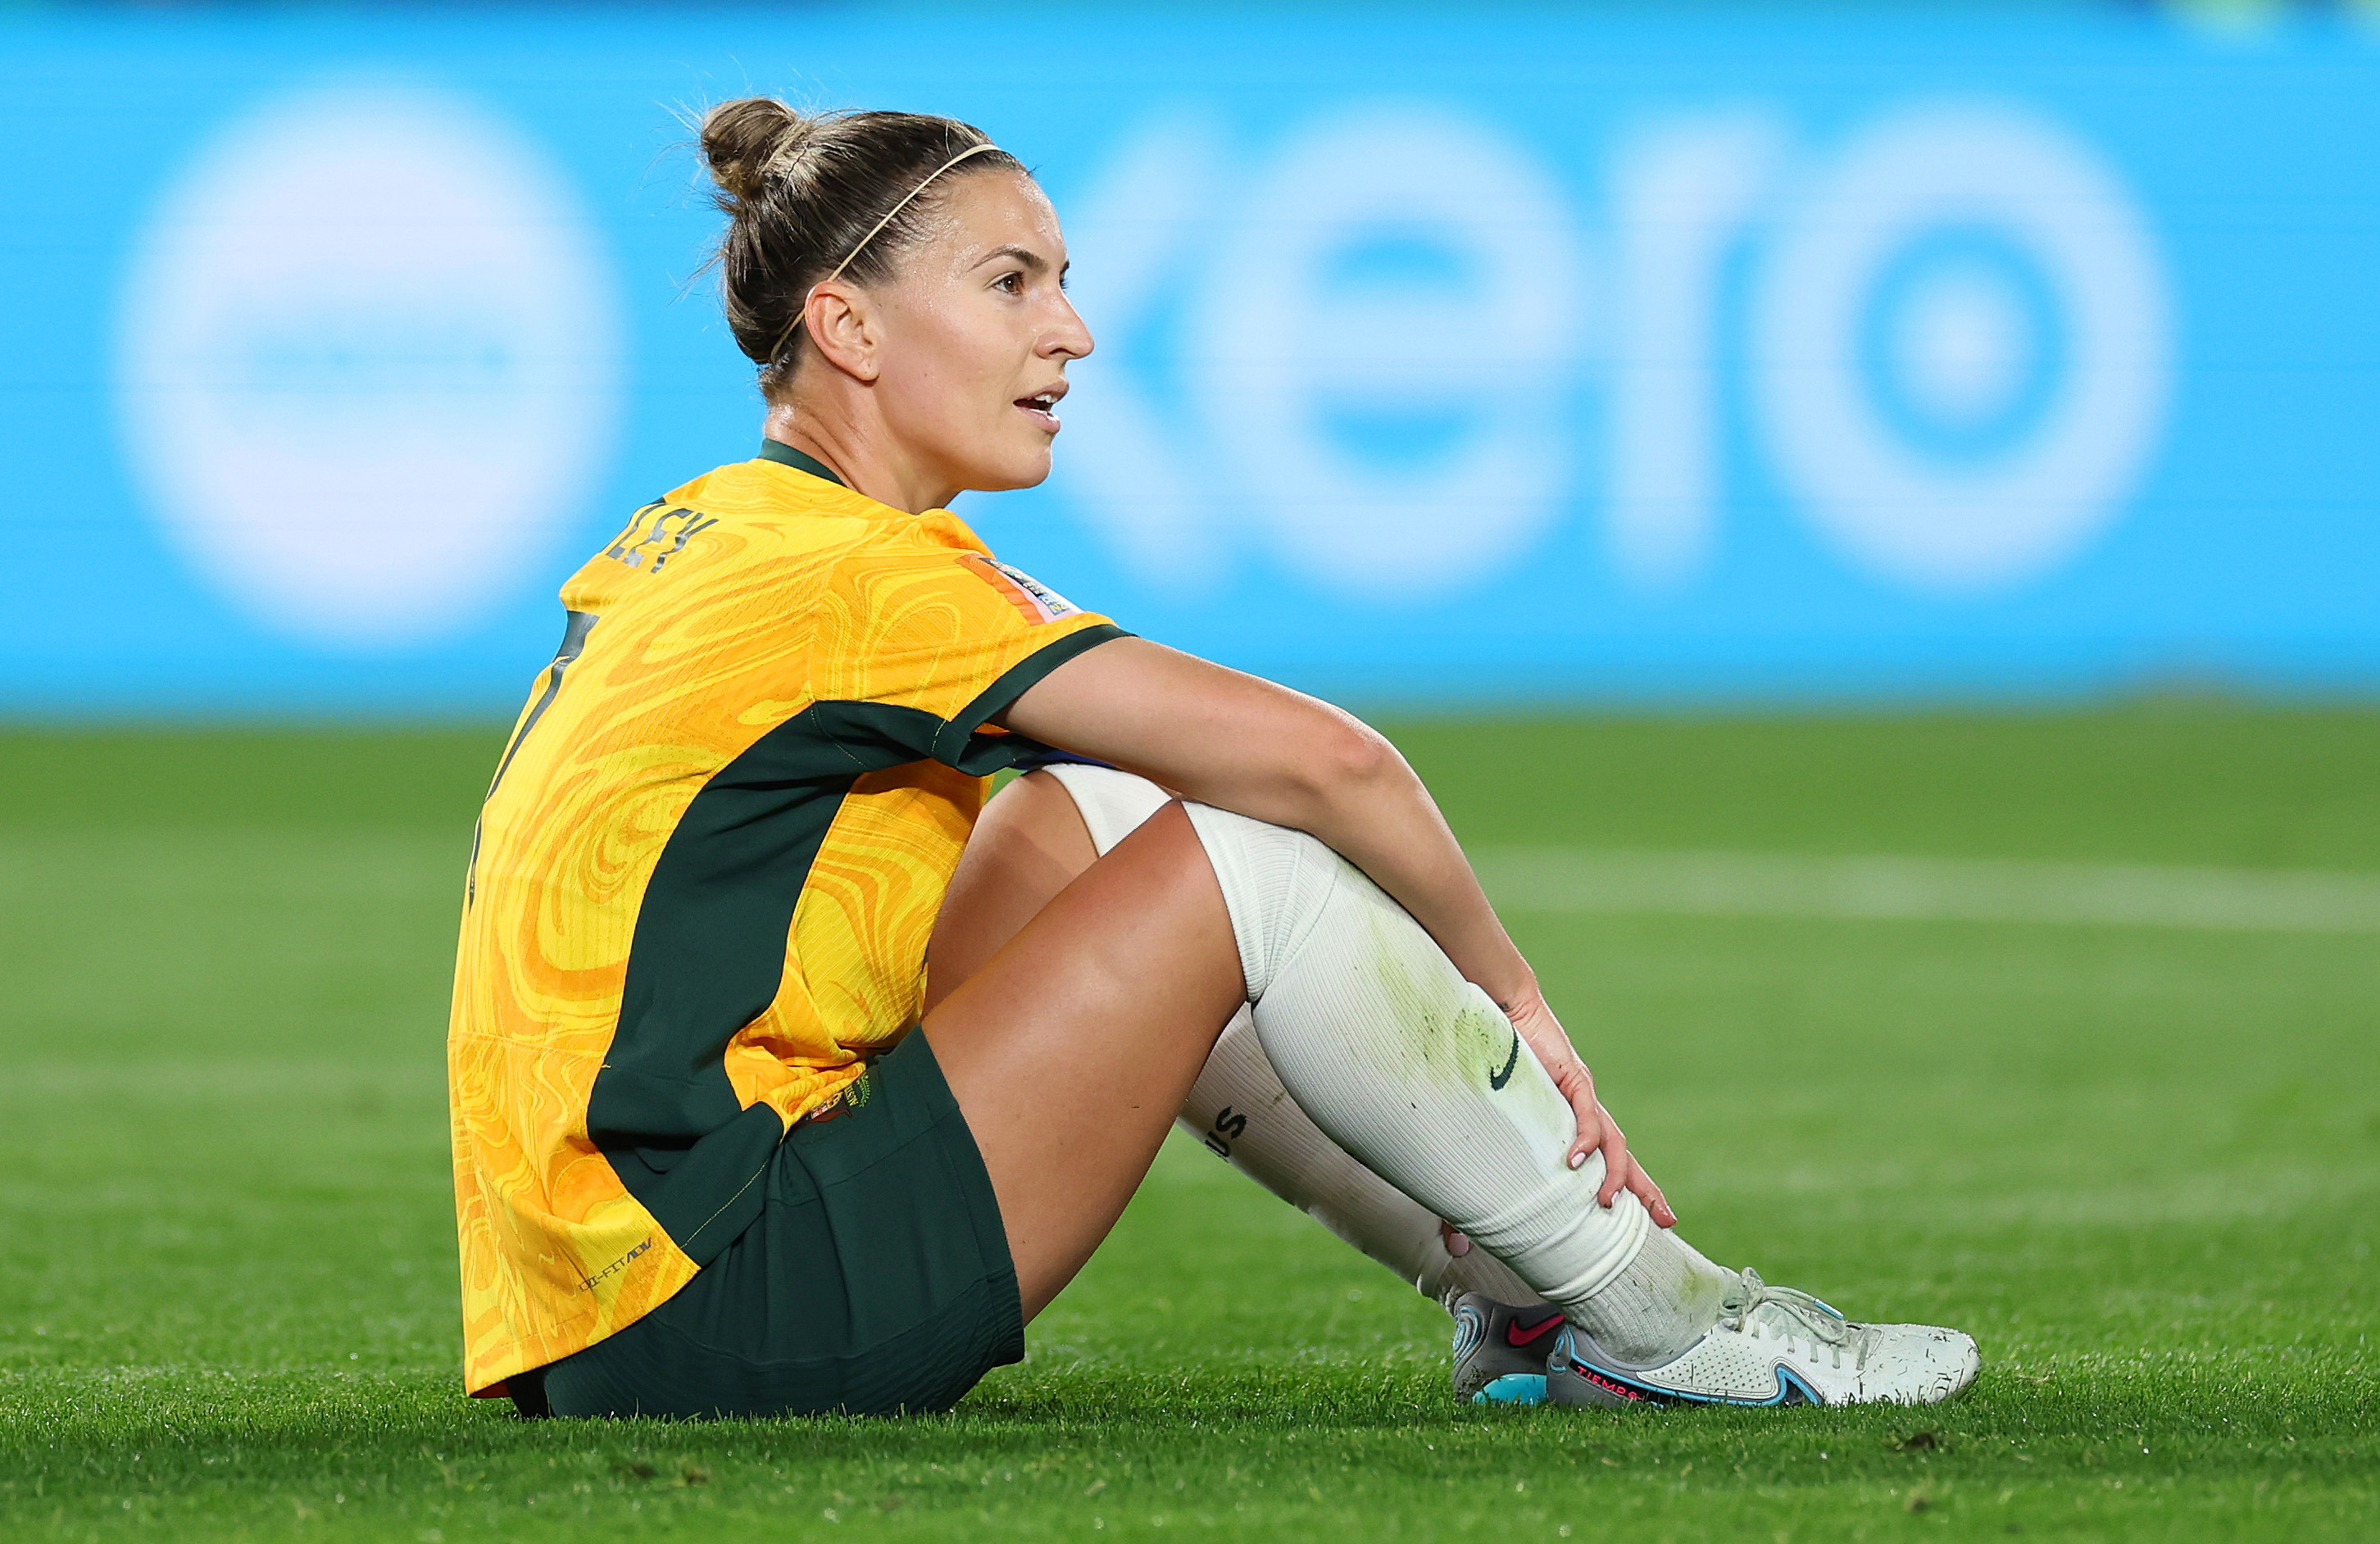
[1470,1372,1548,1405]
[1552,1327,1826,1408]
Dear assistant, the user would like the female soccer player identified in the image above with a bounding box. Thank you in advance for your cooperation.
[447,98,1979,1419]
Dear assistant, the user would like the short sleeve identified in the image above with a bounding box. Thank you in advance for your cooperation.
[806,543,1129,773]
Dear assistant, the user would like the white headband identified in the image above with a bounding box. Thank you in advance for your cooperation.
[771,141,1006,362]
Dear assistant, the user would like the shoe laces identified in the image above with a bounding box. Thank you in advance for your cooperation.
[1720,1269,1864,1370]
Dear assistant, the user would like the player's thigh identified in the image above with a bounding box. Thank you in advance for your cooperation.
[925,769,1097,1014]
[922,802,1242,1319]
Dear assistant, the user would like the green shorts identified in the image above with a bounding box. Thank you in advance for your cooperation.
[530,1028,1024,1419]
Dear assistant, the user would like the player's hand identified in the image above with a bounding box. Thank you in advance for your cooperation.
[1502,988,1677,1228]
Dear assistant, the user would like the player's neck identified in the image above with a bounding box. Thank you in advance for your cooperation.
[761,404,955,515]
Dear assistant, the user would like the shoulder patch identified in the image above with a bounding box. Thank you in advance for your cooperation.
[958,553,1083,625]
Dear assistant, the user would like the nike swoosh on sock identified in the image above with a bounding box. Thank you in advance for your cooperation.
[1488,1032,1519,1090]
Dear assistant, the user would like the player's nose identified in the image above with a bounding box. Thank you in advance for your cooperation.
[1042,293,1093,361]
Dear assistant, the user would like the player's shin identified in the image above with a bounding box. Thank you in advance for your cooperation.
[1182,802,1733,1365]
[1180,1006,1542,1311]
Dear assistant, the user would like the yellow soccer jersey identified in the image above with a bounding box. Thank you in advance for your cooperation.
[447,442,1124,1397]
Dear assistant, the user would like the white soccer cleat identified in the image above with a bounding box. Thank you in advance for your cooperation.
[1547,1269,1979,1409]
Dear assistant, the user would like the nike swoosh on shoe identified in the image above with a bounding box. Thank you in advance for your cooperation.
[1505,1312,1565,1348]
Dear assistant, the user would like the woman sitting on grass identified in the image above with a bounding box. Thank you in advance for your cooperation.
[447,98,1979,1420]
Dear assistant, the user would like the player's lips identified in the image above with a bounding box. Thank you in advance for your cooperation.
[1014,383,1066,433]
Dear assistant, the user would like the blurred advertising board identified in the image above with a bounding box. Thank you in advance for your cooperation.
[4,7,2377,713]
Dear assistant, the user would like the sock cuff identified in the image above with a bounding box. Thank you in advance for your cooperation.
[1464,1168,1655,1305]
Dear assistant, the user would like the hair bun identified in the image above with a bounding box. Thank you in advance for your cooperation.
[695,101,1020,388]
[699,97,817,204]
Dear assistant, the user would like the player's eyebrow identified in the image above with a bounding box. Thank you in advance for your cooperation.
[974,243,1054,275]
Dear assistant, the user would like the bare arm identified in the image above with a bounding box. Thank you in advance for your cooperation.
[999,636,1674,1222]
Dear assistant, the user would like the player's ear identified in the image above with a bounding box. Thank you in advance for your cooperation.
[802,282,882,384]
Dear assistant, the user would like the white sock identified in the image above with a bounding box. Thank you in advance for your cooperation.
[1042,764,1541,1312]
[1038,762,1173,857]
[1182,801,1728,1356]
[1578,1224,1737,1365]
[1182,1006,1544,1311]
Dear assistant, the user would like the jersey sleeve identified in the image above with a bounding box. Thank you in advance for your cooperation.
[806,543,1129,773]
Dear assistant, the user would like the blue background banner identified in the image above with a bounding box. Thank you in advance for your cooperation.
[5,7,2377,713]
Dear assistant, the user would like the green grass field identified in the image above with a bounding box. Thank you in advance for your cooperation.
[2,705,2375,1542]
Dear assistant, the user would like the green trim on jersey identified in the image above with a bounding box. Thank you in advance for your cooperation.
[756,439,847,487]
[932,623,1128,764]
[589,622,1129,1261]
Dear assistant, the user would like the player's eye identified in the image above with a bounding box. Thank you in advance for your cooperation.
[994,270,1024,295]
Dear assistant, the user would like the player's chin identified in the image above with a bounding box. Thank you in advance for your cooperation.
[960,437,1057,494]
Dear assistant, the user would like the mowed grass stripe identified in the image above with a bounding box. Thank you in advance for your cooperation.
[20,832,2380,933]
[1476,847,2380,933]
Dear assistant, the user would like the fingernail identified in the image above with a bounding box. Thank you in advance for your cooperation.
[1447,1231,1471,1257]
[1568,1151,1586,1170]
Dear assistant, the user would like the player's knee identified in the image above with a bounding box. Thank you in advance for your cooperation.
[1181,803,1347,1001]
